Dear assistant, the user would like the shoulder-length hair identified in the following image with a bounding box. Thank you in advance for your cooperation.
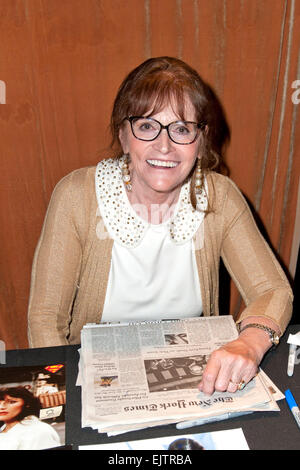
[110,56,229,210]
[0,386,41,422]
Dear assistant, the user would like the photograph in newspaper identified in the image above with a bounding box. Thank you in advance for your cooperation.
[144,354,209,392]
[95,375,119,388]
[0,363,66,450]
[164,333,188,345]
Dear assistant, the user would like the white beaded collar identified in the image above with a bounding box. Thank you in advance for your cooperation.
[95,157,207,248]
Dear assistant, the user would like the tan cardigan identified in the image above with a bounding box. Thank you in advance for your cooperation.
[27,164,293,347]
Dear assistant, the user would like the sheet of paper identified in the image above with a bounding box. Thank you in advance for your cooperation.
[79,427,249,450]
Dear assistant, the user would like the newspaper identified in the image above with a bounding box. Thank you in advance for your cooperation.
[77,316,279,434]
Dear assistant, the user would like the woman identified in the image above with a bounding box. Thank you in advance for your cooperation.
[0,387,61,450]
[28,57,293,395]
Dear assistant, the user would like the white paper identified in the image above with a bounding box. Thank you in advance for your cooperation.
[79,427,249,450]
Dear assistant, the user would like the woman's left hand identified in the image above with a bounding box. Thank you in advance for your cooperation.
[198,328,273,395]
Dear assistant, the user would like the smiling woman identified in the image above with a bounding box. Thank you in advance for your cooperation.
[27,57,293,396]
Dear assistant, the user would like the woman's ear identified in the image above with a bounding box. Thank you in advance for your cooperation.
[119,125,129,155]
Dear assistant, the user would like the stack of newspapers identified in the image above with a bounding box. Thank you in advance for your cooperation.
[76,316,283,435]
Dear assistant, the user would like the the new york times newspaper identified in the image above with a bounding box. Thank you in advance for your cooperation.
[77,316,279,434]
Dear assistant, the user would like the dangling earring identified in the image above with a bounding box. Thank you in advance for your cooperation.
[194,158,202,195]
[120,154,132,191]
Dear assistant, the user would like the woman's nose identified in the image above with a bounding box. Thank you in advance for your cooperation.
[153,129,173,153]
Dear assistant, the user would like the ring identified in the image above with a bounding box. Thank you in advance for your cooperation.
[230,380,246,391]
[237,380,246,391]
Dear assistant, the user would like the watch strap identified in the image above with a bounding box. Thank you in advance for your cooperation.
[238,323,280,346]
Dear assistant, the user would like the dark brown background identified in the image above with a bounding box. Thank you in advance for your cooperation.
[0,0,299,349]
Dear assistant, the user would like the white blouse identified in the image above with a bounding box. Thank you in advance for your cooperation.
[0,416,61,450]
[101,223,203,322]
[96,157,208,323]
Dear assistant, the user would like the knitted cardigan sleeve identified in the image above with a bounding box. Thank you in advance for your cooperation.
[218,176,293,334]
[27,170,86,347]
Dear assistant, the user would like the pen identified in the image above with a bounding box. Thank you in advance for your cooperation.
[176,411,253,430]
[287,344,297,377]
[285,389,300,429]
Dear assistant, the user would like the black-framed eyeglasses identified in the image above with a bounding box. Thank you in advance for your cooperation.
[125,116,206,145]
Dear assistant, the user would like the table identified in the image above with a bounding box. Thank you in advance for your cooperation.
[1,325,299,450]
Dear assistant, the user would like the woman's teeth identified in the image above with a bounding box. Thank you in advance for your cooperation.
[147,159,178,168]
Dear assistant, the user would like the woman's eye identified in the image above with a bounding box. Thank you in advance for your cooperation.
[174,126,190,134]
[140,123,152,130]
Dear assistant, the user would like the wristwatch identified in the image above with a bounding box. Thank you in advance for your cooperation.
[239,323,280,347]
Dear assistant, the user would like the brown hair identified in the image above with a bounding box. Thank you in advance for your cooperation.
[0,386,41,422]
[110,56,229,209]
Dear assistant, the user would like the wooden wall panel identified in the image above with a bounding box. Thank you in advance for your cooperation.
[222,0,300,317]
[0,0,299,349]
[0,1,47,348]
